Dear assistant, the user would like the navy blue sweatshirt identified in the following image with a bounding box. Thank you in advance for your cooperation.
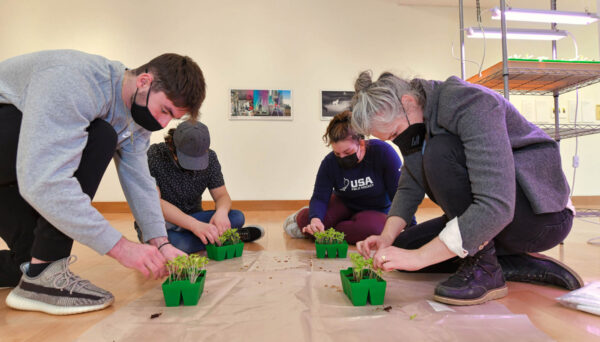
[309,139,402,220]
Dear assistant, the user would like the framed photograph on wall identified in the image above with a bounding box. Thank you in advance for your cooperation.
[321,90,354,121]
[230,89,292,120]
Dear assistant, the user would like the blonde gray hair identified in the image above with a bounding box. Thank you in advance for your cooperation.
[351,70,424,136]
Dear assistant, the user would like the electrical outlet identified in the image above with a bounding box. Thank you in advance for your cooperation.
[596,105,600,121]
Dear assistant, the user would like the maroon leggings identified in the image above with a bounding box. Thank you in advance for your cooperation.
[296,195,387,244]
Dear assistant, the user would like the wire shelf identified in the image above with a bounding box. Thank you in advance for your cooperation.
[468,60,600,96]
[534,123,600,140]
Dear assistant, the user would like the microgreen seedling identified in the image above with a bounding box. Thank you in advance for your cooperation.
[219,228,241,245]
[315,228,345,244]
[166,254,209,284]
[349,253,383,282]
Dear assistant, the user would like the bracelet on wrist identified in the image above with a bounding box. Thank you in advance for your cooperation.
[157,241,171,250]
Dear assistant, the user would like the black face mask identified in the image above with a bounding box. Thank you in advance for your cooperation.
[336,153,359,169]
[392,123,426,155]
[131,86,162,131]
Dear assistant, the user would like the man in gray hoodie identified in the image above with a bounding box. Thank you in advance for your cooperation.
[0,50,206,315]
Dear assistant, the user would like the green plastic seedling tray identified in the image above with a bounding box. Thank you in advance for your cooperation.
[162,270,206,307]
[315,241,348,258]
[340,267,386,306]
[206,242,244,261]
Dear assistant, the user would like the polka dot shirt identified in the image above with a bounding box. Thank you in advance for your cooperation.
[147,142,224,214]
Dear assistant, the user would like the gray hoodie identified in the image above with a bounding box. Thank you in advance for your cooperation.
[0,50,166,254]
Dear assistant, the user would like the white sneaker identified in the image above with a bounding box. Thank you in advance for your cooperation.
[283,206,308,239]
[5,255,114,315]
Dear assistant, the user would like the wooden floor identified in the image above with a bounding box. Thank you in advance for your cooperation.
[1,207,600,342]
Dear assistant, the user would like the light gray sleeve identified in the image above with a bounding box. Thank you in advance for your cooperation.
[16,67,122,255]
[388,160,425,225]
[114,130,167,243]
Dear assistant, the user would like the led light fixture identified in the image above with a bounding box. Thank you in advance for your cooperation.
[491,7,599,25]
[466,27,568,40]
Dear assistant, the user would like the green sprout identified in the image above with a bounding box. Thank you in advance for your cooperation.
[186,254,209,284]
[166,254,209,284]
[349,253,383,282]
[409,314,417,320]
[219,228,241,245]
[166,255,187,282]
[315,228,345,245]
[314,230,327,244]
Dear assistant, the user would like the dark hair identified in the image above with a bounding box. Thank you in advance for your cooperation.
[164,128,177,153]
[134,53,206,120]
[322,111,364,146]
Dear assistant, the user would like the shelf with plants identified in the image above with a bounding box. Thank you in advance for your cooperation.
[339,253,386,306]
[467,59,600,96]
[206,228,244,261]
[162,255,209,307]
[314,228,348,259]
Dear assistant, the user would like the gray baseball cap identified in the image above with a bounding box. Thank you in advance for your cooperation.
[173,121,210,170]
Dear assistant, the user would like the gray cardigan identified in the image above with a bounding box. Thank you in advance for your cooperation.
[389,76,570,255]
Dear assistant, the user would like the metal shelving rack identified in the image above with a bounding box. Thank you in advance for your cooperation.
[459,0,600,217]
[467,59,600,96]
[467,59,600,141]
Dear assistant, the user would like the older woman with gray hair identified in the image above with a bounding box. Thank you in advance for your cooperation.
[352,70,583,306]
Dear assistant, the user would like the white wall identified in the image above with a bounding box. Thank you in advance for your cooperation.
[1,0,599,199]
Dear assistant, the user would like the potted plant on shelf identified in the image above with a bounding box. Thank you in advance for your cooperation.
[206,228,244,261]
[314,228,348,258]
[339,253,386,306]
[162,254,209,307]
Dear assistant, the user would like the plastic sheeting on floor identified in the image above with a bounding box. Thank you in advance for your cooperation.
[77,251,553,341]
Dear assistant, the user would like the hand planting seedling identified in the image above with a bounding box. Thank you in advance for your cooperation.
[206,228,244,261]
[339,253,387,306]
[315,228,348,258]
[162,254,209,306]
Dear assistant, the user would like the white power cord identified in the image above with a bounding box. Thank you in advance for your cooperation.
[566,31,580,197]
[452,1,488,77]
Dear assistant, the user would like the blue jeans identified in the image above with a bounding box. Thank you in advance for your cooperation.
[167,210,245,253]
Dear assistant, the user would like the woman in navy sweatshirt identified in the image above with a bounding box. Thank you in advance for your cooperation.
[283,111,408,244]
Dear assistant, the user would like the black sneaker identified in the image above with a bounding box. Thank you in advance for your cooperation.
[434,242,507,306]
[133,221,144,243]
[498,252,584,290]
[5,255,114,315]
[238,226,265,243]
